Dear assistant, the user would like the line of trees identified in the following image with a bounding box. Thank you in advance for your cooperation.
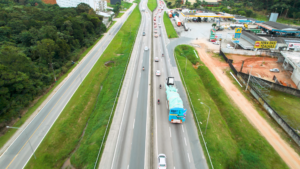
[221,0,300,19]
[0,0,106,124]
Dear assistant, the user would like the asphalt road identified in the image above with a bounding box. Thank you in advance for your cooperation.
[109,1,152,169]
[0,4,137,169]
[152,4,209,169]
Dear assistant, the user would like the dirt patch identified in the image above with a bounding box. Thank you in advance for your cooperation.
[61,158,75,169]
[194,47,300,168]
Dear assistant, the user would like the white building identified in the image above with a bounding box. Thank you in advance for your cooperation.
[98,0,107,11]
[57,0,101,11]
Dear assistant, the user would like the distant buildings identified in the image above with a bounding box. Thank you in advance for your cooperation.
[55,0,101,11]
[98,0,107,11]
[110,0,121,5]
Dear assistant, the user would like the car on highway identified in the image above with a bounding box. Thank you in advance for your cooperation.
[143,32,146,36]
[154,34,158,38]
[155,57,159,62]
[158,154,166,169]
[156,70,161,76]
[270,68,280,72]
[145,46,149,50]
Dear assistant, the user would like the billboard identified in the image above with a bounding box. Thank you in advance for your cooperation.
[254,41,277,49]
[288,43,300,49]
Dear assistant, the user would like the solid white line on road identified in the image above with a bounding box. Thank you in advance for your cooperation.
[187,153,190,162]
[137,91,139,98]
[133,119,135,129]
[169,127,171,137]
[182,125,184,133]
[184,137,187,146]
[127,165,129,169]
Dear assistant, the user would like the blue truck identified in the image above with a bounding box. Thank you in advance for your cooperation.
[165,77,187,123]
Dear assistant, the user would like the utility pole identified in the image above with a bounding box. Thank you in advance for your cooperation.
[245,65,253,91]
[49,62,56,82]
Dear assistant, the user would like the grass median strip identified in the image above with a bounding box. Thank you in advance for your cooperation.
[25,4,141,169]
[163,12,178,38]
[147,0,157,11]
[174,45,288,169]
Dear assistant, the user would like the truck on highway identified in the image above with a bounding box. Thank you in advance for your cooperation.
[174,16,181,26]
[165,77,187,123]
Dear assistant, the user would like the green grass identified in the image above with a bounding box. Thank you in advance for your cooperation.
[163,12,178,38]
[268,90,300,131]
[121,1,133,10]
[0,35,103,150]
[25,4,141,169]
[174,45,288,169]
[147,0,157,11]
[223,68,300,157]
[116,12,124,18]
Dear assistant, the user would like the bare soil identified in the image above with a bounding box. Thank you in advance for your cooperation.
[194,41,300,168]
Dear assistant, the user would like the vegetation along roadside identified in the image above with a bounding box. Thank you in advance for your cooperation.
[163,11,178,38]
[174,45,288,169]
[148,0,157,11]
[0,2,106,148]
[25,3,141,169]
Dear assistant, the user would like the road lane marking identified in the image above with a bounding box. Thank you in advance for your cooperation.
[184,137,187,146]
[169,127,171,137]
[137,92,139,98]
[187,153,190,162]
[182,125,184,132]
[133,119,135,129]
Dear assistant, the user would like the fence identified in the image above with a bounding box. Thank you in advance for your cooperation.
[220,49,300,148]
[237,74,300,147]
[221,48,281,58]
[239,72,300,97]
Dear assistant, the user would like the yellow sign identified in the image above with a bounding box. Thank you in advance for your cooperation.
[235,28,242,33]
[254,41,277,49]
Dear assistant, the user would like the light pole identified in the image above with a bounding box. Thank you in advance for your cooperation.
[6,126,36,159]
[200,102,211,135]
[245,65,253,91]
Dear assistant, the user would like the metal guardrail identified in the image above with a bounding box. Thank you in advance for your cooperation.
[174,53,214,169]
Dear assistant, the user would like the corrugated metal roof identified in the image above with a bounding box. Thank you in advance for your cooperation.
[242,31,263,42]
[263,21,300,30]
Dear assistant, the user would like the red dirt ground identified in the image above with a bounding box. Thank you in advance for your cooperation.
[193,41,300,169]
[226,54,297,88]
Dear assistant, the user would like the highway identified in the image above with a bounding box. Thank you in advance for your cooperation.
[152,2,208,169]
[106,0,151,169]
[0,4,137,169]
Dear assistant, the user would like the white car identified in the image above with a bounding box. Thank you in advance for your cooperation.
[158,154,166,169]
[155,57,159,62]
[145,46,149,50]
[270,68,280,72]
[156,70,161,76]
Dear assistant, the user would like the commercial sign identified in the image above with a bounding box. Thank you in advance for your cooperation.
[234,28,242,39]
[288,43,300,49]
[254,41,277,48]
[235,28,242,33]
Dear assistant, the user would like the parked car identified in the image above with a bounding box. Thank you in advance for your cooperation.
[270,68,280,72]
[156,70,161,76]
[155,57,159,62]
[145,46,149,50]
[158,154,166,169]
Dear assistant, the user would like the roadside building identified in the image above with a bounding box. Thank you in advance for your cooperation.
[98,0,107,11]
[110,0,121,5]
[280,52,300,89]
[56,0,100,11]
[256,21,300,36]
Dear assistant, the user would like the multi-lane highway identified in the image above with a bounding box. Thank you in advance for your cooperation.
[0,4,137,169]
[99,0,152,169]
[152,2,208,169]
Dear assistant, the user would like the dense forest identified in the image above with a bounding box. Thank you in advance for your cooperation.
[0,0,106,124]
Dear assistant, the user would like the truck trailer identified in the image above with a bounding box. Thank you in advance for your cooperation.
[165,77,187,123]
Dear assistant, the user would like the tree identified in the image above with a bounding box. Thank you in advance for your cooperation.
[212,23,216,28]
[175,0,181,8]
[167,2,172,7]
[193,2,198,9]
[35,39,56,64]
[238,11,246,16]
